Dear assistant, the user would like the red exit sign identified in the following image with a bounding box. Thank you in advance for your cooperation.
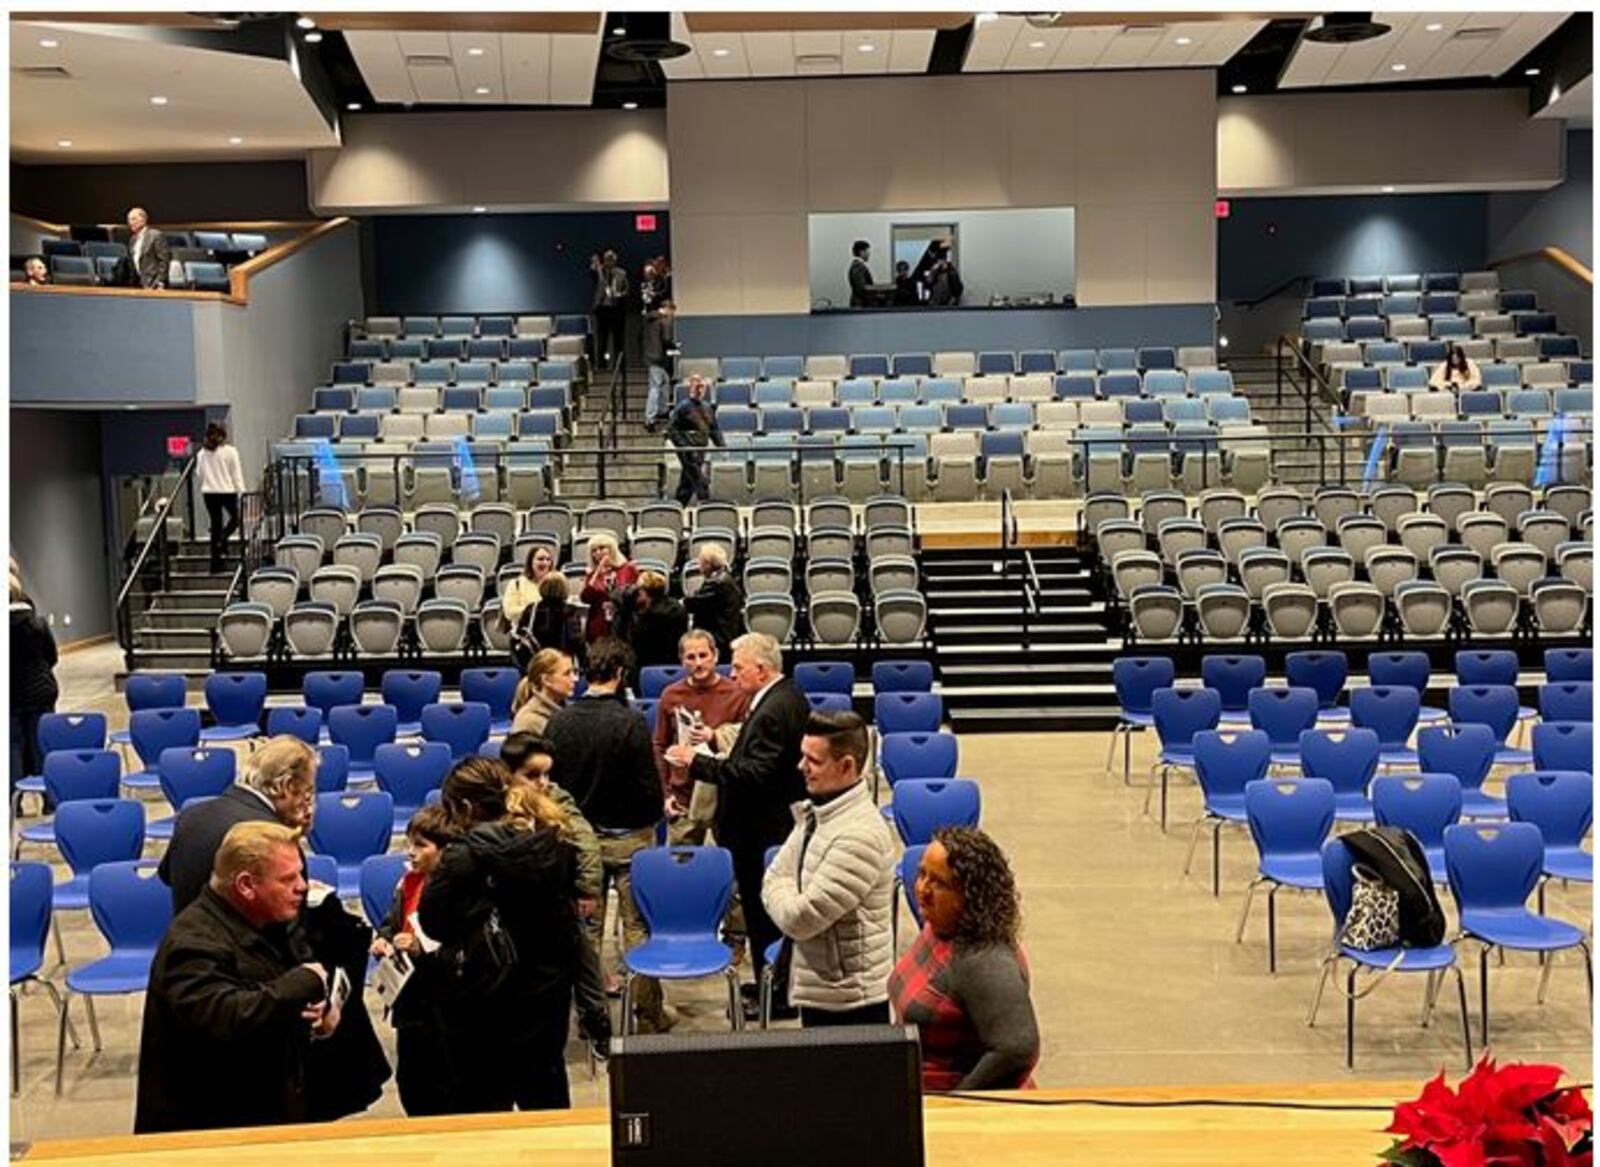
[1214,199,1232,219]
[167,435,192,458]
[635,213,658,232]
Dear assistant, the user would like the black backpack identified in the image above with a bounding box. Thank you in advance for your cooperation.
[443,873,519,1001]
[1340,826,1446,948]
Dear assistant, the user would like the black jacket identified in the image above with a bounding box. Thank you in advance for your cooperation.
[629,597,689,678]
[546,691,662,831]
[135,887,327,1133]
[668,397,724,449]
[848,257,875,307]
[642,312,675,364]
[689,678,809,850]
[131,227,172,289]
[10,603,58,713]
[685,571,745,660]
[159,785,279,913]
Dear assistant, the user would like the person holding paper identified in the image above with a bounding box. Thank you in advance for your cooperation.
[652,629,750,846]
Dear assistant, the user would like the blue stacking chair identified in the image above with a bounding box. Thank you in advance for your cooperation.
[891,778,981,846]
[305,852,340,890]
[1202,655,1268,726]
[1372,773,1462,884]
[1108,658,1176,783]
[51,799,147,956]
[1239,778,1336,972]
[16,751,123,853]
[148,747,236,841]
[421,701,492,761]
[875,692,943,735]
[872,660,935,694]
[1445,822,1592,1045]
[1540,682,1593,725]
[878,731,959,810]
[373,742,452,832]
[461,668,521,737]
[380,670,443,737]
[315,743,351,794]
[1248,687,1320,769]
[1285,651,1350,724]
[55,861,171,1094]
[12,861,71,1092]
[109,674,187,751]
[123,707,202,793]
[359,852,411,932]
[1417,724,1503,819]
[805,693,852,714]
[328,704,399,780]
[303,671,365,718]
[1449,685,1531,767]
[265,705,323,746]
[1456,650,1536,734]
[14,712,108,813]
[199,672,267,743]
[1545,648,1592,683]
[1350,686,1421,769]
[893,843,928,952]
[1185,729,1271,896]
[622,846,741,1034]
[1310,838,1472,1070]
[1299,728,1380,823]
[1148,687,1222,831]
[1367,652,1447,726]
[1533,722,1592,773]
[309,792,395,900]
[1506,771,1594,898]
[639,666,687,699]
[629,698,659,733]
[793,661,855,696]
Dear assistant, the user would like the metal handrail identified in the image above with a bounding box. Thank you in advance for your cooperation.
[1274,332,1340,430]
[115,453,197,654]
[1233,273,1312,311]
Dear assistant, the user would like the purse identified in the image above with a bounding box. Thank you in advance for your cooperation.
[1340,863,1402,951]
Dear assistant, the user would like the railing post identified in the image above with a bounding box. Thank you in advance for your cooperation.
[1275,338,1284,406]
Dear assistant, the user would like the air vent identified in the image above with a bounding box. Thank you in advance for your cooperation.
[1120,25,1168,37]
[1451,27,1503,42]
[403,53,453,66]
[15,65,73,80]
[796,53,842,73]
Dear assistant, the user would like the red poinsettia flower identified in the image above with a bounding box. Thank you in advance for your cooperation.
[1386,1057,1590,1167]
[1544,1086,1594,1148]
[1535,1114,1594,1167]
[1389,1071,1488,1150]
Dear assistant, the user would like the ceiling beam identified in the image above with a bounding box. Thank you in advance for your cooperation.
[313,13,601,34]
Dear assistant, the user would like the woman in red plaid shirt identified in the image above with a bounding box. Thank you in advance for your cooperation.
[888,826,1040,1092]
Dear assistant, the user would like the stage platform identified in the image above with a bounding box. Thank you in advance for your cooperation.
[24,1082,1420,1165]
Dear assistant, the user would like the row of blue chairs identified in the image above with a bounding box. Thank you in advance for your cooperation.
[676,347,1214,383]
[1304,316,1563,343]
[357,314,589,340]
[1310,273,1497,296]
[311,383,575,415]
[329,359,580,388]
[348,336,564,362]
[1305,291,1546,320]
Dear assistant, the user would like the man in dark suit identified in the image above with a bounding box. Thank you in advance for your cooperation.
[666,631,809,1019]
[847,239,876,308]
[126,206,171,290]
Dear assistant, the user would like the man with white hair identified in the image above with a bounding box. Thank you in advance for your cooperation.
[684,542,744,660]
[126,206,171,289]
[667,631,808,1020]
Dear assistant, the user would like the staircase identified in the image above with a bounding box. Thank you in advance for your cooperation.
[922,546,1123,733]
[558,364,667,508]
[122,538,239,676]
[1226,352,1352,488]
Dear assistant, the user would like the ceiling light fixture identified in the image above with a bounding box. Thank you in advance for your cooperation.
[475,85,490,95]
[56,139,72,148]
[468,46,484,56]
[472,206,486,213]
[611,26,625,36]
[1390,63,1407,72]
[39,38,58,48]
[1525,67,1541,76]
[1381,185,1395,193]
[150,95,169,105]
[1231,84,1247,94]
[623,101,639,109]
[712,47,730,57]
[858,43,876,52]
[1424,23,1443,32]
[228,136,244,145]
[1029,40,1046,49]
[975,12,1000,23]
[304,32,322,43]
[1175,36,1192,46]
[295,16,315,29]
[346,102,362,111]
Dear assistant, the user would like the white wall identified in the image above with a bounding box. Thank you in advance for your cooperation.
[806,208,1076,308]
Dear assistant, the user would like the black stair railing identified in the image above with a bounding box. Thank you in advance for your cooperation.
[115,454,198,666]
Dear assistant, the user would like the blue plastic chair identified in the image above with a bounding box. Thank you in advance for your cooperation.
[200,672,267,743]
[265,705,324,746]
[12,861,71,1091]
[1239,778,1335,972]
[374,742,453,832]
[109,674,187,749]
[1540,682,1593,725]
[1456,649,1536,734]
[1350,686,1421,769]
[1185,730,1271,895]
[148,747,237,840]
[1311,838,1472,1069]
[1202,656,1267,725]
[420,701,492,762]
[14,712,107,811]
[622,846,741,1034]
[124,707,202,793]
[891,778,981,846]
[805,693,852,715]
[305,852,340,890]
[1449,685,1532,767]
[873,660,935,694]
[1110,658,1177,783]
[461,669,520,736]
[639,666,686,699]
[1444,821,1592,1044]
[1545,648,1592,683]
[1148,687,1222,831]
[1506,771,1594,891]
[16,751,124,852]
[1299,728,1380,823]
[793,662,856,696]
[304,671,366,718]
[629,698,660,734]
[1286,651,1350,723]
[56,860,171,1094]
[380,671,443,736]
[1417,724,1504,819]
[359,851,410,931]
[1372,773,1463,884]
[308,792,395,900]
[892,843,929,955]
[875,692,943,735]
[52,799,146,921]
[1247,687,1320,769]
[1532,722,1592,773]
[1367,652,1447,726]
[328,704,400,779]
[316,743,351,793]
[879,732,959,788]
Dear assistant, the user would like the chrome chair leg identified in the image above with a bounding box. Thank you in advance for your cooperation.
[1453,965,1474,1072]
[83,995,102,1052]
[1536,950,1556,1005]
[1267,885,1280,973]
[619,973,636,1037]
[54,992,71,1096]
[50,917,66,970]
[1307,956,1334,1027]
[758,964,772,1030]
[726,967,744,1032]
[1345,965,1358,1069]
[1211,823,1225,898]
[1103,725,1120,775]
[1479,944,1492,1048]
[1235,877,1262,943]
[1182,818,1205,878]
[10,988,18,1097]
[38,981,79,1050]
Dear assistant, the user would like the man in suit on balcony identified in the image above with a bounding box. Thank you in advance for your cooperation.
[127,206,171,289]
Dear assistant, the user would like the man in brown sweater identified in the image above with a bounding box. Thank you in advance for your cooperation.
[653,629,750,846]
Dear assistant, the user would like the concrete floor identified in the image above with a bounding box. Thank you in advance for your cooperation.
[11,642,1592,1142]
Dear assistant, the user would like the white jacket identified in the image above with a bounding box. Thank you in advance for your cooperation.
[762,779,895,1011]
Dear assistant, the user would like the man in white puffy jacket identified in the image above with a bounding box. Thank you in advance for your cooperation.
[762,711,895,1026]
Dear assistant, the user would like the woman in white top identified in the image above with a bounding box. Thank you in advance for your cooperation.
[196,422,247,572]
[1429,344,1482,392]
[503,544,556,631]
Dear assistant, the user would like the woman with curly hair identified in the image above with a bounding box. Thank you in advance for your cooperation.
[888,826,1040,1091]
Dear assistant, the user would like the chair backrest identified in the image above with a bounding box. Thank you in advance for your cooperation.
[265,705,323,746]
[879,732,959,787]
[1349,686,1421,751]
[201,672,268,728]
[1297,728,1380,798]
[126,673,188,712]
[1505,771,1592,850]
[42,749,122,805]
[1539,682,1593,724]
[303,671,365,716]
[793,661,856,696]
[11,861,53,976]
[380,670,444,724]
[1152,687,1222,747]
[461,668,521,721]
[1447,685,1518,745]
[1372,773,1462,849]
[129,707,202,766]
[156,746,238,809]
[373,741,453,811]
[1320,839,1373,929]
[629,845,736,940]
[1444,822,1543,912]
[55,799,147,876]
[36,712,109,755]
[1245,778,1336,859]
[874,691,943,734]
[309,792,396,864]
[1284,651,1348,710]
[420,701,493,760]
[327,703,400,765]
[1416,724,1496,794]
[1192,730,1271,799]
[872,660,935,694]
[1246,687,1319,748]
[359,852,410,931]
[891,778,981,846]
[88,861,172,954]
[1532,721,1593,773]
[1545,648,1592,683]
[1200,655,1267,714]
[1367,651,1430,694]
[898,844,928,928]
[640,665,687,699]
[1454,649,1518,688]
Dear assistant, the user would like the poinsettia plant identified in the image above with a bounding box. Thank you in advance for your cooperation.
[1380,1056,1591,1167]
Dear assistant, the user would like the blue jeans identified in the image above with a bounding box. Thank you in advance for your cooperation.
[646,364,669,421]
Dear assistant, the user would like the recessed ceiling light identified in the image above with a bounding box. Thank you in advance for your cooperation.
[472,206,486,214]
[150,95,169,105]
[1175,36,1192,46]
[303,31,322,43]
[228,136,244,145]
[622,101,639,110]
[611,26,625,36]
[296,15,315,29]
[1424,22,1443,32]
[1231,84,1247,94]
[39,38,58,48]
[1028,40,1046,49]
[467,46,485,56]
[1525,67,1541,77]
[1390,63,1407,72]
[346,102,361,111]
[1381,185,1395,193]
[56,139,72,148]
[712,47,730,57]
[474,85,490,95]
[975,12,999,23]
[858,43,876,52]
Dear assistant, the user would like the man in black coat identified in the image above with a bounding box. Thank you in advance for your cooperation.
[136,821,332,1133]
[666,374,724,504]
[666,631,809,1018]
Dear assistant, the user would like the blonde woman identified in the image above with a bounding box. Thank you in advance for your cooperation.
[579,531,638,642]
[512,648,579,737]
